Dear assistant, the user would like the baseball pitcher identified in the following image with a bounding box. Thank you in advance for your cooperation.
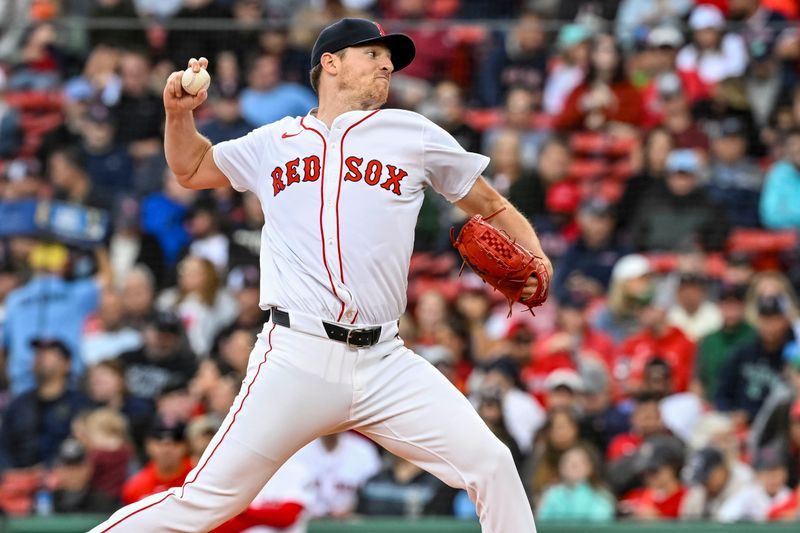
[91,18,552,533]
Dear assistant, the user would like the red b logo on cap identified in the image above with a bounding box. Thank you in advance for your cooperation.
[374,22,386,36]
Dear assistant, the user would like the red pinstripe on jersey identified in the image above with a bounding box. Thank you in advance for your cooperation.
[300,116,346,320]
[101,324,278,531]
[335,109,380,321]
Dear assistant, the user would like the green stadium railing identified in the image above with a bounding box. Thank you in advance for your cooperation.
[4,516,800,533]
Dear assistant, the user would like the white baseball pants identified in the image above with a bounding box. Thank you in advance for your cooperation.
[90,314,537,532]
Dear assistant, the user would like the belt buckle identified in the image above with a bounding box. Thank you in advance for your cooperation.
[345,328,359,349]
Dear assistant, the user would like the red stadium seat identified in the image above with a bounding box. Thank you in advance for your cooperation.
[4,91,63,112]
[568,158,609,181]
[727,228,798,254]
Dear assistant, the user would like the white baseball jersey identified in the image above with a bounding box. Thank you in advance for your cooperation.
[213,108,489,325]
[293,432,382,518]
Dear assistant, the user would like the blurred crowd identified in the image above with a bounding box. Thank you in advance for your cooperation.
[1,0,800,528]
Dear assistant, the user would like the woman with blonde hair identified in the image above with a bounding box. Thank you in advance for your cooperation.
[157,255,238,356]
[744,271,800,330]
[593,254,656,344]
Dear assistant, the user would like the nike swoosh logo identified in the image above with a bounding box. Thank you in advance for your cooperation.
[281,131,301,139]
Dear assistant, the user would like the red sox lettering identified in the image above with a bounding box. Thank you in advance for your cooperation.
[271,156,406,197]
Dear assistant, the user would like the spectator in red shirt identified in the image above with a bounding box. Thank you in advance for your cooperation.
[607,393,667,462]
[624,436,688,520]
[121,417,193,505]
[615,297,697,395]
[642,25,709,128]
[555,33,644,132]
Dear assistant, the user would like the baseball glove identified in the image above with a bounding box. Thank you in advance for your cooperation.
[451,209,550,315]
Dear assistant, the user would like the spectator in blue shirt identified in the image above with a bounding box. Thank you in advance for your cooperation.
[2,244,111,395]
[760,128,800,229]
[239,54,317,127]
[0,338,91,471]
[553,198,630,302]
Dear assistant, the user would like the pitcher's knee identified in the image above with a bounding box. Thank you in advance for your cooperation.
[471,439,516,484]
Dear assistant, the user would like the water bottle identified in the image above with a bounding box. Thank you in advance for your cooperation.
[35,489,53,516]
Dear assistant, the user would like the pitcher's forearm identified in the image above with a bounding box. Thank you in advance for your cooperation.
[164,111,212,179]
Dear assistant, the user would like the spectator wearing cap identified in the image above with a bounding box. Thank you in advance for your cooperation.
[640,25,708,128]
[157,255,239,357]
[0,68,22,158]
[680,446,752,520]
[715,445,793,522]
[676,5,748,88]
[581,358,631,455]
[616,289,697,395]
[744,39,785,130]
[118,312,197,400]
[695,283,756,401]
[542,369,585,411]
[760,128,800,230]
[198,86,251,145]
[542,23,591,116]
[629,148,730,252]
[705,116,763,228]
[121,417,193,505]
[2,242,111,395]
[593,254,655,344]
[0,338,91,470]
[616,435,687,520]
[654,73,712,151]
[667,272,723,341]
[553,198,630,302]
[50,438,118,513]
[554,32,643,132]
[475,11,548,108]
[240,54,316,128]
[536,443,615,522]
[80,104,135,202]
[716,294,796,424]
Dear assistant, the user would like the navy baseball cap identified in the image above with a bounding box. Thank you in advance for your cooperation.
[311,18,416,72]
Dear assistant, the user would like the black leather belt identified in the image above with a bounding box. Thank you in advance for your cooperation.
[267,308,382,348]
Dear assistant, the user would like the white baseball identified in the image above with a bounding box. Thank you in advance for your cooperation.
[181,67,211,96]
